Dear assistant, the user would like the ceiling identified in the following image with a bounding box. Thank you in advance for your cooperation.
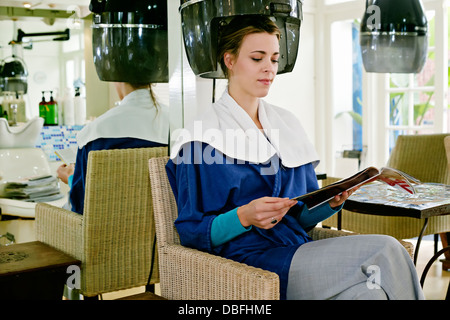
[0,0,91,21]
[1,0,90,11]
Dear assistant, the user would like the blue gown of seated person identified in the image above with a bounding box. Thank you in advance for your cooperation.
[70,137,166,215]
[68,88,169,215]
[166,141,323,300]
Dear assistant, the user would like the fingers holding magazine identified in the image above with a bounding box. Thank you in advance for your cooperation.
[328,186,359,209]
[56,163,75,185]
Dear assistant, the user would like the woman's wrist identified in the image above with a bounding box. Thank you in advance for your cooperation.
[237,205,251,228]
[211,207,252,247]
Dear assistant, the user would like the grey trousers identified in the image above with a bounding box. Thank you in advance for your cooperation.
[286,234,425,300]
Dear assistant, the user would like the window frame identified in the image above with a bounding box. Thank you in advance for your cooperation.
[317,0,448,175]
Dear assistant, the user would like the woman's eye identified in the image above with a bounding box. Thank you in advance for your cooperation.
[251,57,278,63]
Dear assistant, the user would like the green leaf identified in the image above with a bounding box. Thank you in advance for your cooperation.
[335,111,363,126]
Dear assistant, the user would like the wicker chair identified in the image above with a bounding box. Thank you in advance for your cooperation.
[445,136,450,166]
[441,136,450,269]
[147,156,414,300]
[322,134,450,241]
[35,147,168,298]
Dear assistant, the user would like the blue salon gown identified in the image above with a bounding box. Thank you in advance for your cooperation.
[70,137,166,215]
[166,141,331,299]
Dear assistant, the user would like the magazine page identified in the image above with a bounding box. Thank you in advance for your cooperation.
[293,167,421,210]
[293,167,381,209]
[348,182,449,211]
[377,167,420,195]
[54,146,77,164]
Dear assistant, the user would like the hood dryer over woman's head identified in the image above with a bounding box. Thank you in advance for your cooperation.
[218,15,282,128]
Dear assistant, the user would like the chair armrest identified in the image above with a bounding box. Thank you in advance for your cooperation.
[35,203,83,260]
[308,227,357,240]
[159,244,280,300]
[308,227,414,259]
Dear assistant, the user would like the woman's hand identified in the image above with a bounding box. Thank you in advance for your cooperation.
[328,187,359,209]
[57,163,75,184]
[237,197,298,229]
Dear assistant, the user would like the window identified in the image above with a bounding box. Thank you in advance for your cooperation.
[386,10,440,152]
[60,23,85,97]
[330,19,364,176]
[320,0,449,174]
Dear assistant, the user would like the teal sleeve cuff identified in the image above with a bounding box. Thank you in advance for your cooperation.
[211,207,252,248]
[297,202,344,229]
[68,174,74,189]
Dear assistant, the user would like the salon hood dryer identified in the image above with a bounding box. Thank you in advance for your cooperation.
[0,56,28,94]
[179,0,303,79]
[90,0,168,83]
[360,0,428,74]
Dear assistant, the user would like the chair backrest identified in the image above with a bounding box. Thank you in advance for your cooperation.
[148,156,180,248]
[445,136,450,175]
[82,147,167,294]
[387,133,450,185]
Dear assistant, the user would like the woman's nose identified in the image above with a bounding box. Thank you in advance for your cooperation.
[263,59,276,73]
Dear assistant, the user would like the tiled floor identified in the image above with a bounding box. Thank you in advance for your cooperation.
[104,238,449,300]
[410,238,449,300]
[1,218,448,300]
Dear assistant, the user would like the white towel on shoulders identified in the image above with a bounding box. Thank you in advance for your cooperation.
[170,89,319,168]
[77,88,169,148]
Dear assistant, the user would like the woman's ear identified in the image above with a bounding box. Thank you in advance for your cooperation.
[223,52,234,72]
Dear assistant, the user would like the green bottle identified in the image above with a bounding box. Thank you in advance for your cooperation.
[39,91,47,123]
[46,91,58,125]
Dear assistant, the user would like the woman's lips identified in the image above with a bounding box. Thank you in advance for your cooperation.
[258,79,272,85]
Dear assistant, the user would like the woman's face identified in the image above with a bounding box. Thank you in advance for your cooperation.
[225,32,279,99]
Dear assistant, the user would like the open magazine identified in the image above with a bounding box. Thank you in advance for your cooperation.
[293,167,421,210]
[54,146,77,164]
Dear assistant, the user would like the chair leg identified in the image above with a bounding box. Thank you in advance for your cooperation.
[63,284,82,300]
[145,284,155,293]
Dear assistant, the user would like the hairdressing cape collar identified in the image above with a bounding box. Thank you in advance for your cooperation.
[170,89,319,168]
[76,88,169,148]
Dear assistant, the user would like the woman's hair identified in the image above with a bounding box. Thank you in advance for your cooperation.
[129,83,159,108]
[218,15,281,78]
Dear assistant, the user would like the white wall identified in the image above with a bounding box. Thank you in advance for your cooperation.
[1,2,319,151]
[83,16,111,119]
[0,19,63,120]
[265,10,317,147]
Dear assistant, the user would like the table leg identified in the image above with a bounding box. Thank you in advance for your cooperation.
[419,246,450,301]
[337,210,342,230]
[434,234,439,255]
[440,232,450,271]
[414,218,429,266]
